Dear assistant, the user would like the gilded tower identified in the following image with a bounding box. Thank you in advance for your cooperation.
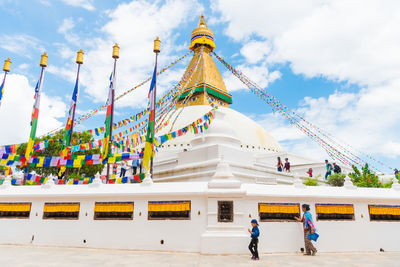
[176,15,232,108]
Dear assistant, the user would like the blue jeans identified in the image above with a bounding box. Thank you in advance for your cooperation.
[325,171,331,180]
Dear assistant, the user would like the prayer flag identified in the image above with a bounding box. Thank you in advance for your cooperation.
[101,73,115,160]
[143,66,157,171]
[62,75,80,149]
[0,78,4,108]
[25,78,44,161]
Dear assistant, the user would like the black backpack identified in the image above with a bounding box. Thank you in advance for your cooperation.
[334,165,341,173]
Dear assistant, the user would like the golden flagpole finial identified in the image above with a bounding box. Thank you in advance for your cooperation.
[40,52,48,67]
[153,37,161,53]
[112,43,120,59]
[3,58,11,72]
[76,49,84,64]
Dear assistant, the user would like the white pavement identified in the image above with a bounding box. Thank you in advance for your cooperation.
[1,245,400,267]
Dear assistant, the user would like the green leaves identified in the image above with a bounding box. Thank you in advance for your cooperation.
[327,173,346,187]
[349,164,392,188]
[17,131,104,177]
[303,177,319,186]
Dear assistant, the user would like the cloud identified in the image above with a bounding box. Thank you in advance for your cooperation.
[61,0,95,11]
[39,0,51,6]
[58,17,75,34]
[240,40,271,64]
[0,74,66,146]
[17,63,29,71]
[298,81,400,158]
[223,63,281,92]
[213,0,400,165]
[58,18,79,44]
[51,0,203,110]
[251,112,327,161]
[0,34,43,58]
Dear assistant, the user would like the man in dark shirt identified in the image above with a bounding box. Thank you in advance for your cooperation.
[333,163,341,174]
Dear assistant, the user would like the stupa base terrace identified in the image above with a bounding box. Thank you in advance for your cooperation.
[1,176,400,254]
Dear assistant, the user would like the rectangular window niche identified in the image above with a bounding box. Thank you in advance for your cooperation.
[148,201,191,220]
[218,201,233,222]
[369,205,400,221]
[315,204,355,221]
[258,203,300,222]
[43,202,80,220]
[0,202,31,219]
[94,202,134,220]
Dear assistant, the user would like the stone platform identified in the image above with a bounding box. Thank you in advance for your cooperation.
[1,245,400,267]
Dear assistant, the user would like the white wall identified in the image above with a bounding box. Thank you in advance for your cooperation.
[1,182,400,254]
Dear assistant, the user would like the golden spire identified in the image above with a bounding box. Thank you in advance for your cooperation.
[189,14,215,51]
[176,15,231,109]
[198,14,208,28]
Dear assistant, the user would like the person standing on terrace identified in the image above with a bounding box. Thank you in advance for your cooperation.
[284,158,291,172]
[277,157,283,172]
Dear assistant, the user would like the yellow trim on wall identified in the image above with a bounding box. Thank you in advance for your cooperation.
[44,203,80,213]
[94,203,134,213]
[316,204,354,215]
[369,205,400,215]
[0,203,31,212]
[148,201,191,212]
[259,204,300,214]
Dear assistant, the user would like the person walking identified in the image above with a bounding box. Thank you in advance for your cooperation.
[306,168,313,177]
[333,163,341,174]
[295,204,317,256]
[139,148,144,174]
[131,156,140,175]
[325,160,332,180]
[277,157,283,172]
[284,158,291,172]
[112,162,118,176]
[248,219,260,260]
[120,161,127,178]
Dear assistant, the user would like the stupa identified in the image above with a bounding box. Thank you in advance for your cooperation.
[154,15,341,183]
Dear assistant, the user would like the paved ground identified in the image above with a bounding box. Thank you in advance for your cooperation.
[1,245,400,267]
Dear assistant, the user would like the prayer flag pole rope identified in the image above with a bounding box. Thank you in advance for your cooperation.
[43,51,192,137]
[212,51,388,173]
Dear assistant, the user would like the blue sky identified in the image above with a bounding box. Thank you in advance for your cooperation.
[0,0,399,173]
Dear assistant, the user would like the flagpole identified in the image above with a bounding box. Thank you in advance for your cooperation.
[64,49,84,181]
[0,58,11,108]
[106,43,119,183]
[23,52,47,185]
[150,37,160,177]
[69,50,84,143]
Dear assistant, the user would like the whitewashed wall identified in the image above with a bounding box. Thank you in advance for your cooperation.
[0,182,400,254]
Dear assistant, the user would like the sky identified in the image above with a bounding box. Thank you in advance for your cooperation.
[0,0,399,173]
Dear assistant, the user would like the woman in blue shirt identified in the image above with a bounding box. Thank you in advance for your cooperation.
[248,219,260,260]
[295,204,317,256]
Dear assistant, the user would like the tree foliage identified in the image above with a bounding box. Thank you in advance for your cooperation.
[348,164,392,188]
[303,177,319,186]
[17,131,104,178]
[327,173,346,187]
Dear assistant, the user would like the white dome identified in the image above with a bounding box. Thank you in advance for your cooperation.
[156,105,283,153]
